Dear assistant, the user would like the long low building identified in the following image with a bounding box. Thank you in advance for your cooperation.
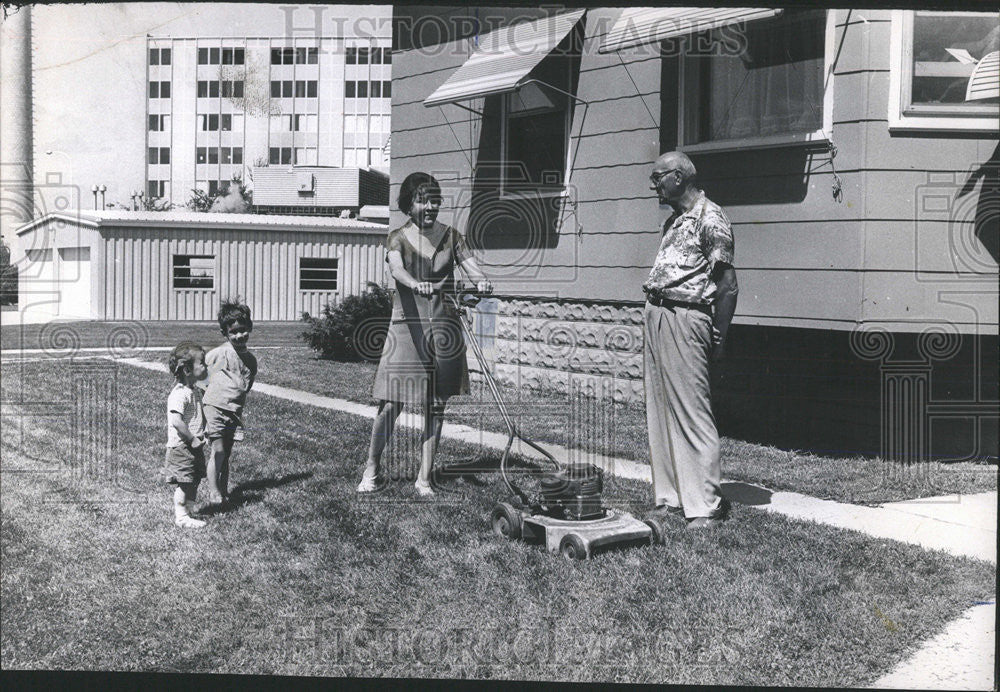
[12,210,388,321]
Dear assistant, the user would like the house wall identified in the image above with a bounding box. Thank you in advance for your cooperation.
[94,225,385,321]
[13,218,101,320]
[392,7,998,459]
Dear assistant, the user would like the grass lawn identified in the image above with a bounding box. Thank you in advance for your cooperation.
[156,345,994,505]
[0,320,305,351]
[1,358,995,683]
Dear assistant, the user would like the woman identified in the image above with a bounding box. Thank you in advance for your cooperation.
[358,172,492,496]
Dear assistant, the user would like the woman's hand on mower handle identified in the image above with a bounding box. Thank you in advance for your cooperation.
[413,281,435,296]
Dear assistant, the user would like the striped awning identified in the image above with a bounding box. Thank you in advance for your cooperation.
[598,7,781,54]
[966,51,999,101]
[424,9,585,107]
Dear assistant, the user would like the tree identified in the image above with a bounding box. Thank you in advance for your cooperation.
[187,173,253,213]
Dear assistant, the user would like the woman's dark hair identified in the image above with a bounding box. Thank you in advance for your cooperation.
[218,298,253,333]
[397,172,441,214]
[168,341,205,382]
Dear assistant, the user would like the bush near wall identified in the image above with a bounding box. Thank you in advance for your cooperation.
[300,282,392,361]
[0,243,17,306]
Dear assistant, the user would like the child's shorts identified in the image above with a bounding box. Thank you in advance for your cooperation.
[204,404,242,441]
[163,444,206,485]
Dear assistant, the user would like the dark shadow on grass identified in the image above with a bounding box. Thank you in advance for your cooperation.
[721,481,773,506]
[199,472,313,516]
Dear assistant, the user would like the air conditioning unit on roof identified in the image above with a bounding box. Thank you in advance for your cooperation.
[296,172,315,193]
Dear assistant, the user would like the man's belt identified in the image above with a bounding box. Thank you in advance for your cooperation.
[645,293,711,313]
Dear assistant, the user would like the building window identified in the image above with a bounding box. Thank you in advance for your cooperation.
[149,48,159,66]
[269,147,293,165]
[208,148,219,164]
[889,10,999,131]
[346,47,357,64]
[198,81,208,98]
[383,48,391,65]
[173,255,215,289]
[221,80,232,97]
[295,80,306,97]
[233,81,244,98]
[357,81,368,98]
[234,48,245,65]
[307,80,317,97]
[161,48,171,65]
[270,80,281,98]
[307,47,318,64]
[358,47,369,64]
[149,147,170,165]
[210,47,220,64]
[221,114,232,131]
[382,80,392,98]
[299,257,338,291]
[222,48,234,65]
[196,147,207,164]
[295,47,307,64]
[676,9,826,146]
[147,180,166,198]
[345,81,356,98]
[272,47,296,64]
[370,81,381,98]
[370,47,382,64]
[222,148,232,164]
[209,81,219,97]
[198,48,209,65]
[208,181,219,196]
[148,114,170,131]
[149,81,170,98]
[233,147,243,164]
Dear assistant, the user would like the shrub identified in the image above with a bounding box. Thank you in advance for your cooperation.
[300,282,393,361]
[0,242,17,306]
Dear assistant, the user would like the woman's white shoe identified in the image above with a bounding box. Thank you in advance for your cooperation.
[414,479,435,496]
[357,465,380,492]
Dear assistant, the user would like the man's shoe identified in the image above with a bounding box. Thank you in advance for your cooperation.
[648,504,684,520]
[686,516,724,530]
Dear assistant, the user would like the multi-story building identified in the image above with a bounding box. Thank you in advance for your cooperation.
[145,34,391,205]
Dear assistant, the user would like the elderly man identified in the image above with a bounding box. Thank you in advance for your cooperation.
[643,151,738,530]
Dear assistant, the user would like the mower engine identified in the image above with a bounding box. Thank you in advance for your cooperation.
[538,464,605,520]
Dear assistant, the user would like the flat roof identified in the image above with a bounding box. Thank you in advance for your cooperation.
[17,210,389,236]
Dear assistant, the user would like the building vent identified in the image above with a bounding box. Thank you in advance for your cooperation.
[296,172,315,193]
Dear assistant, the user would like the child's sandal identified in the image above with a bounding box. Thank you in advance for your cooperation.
[357,465,380,493]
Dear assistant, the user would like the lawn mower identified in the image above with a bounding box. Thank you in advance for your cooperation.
[440,286,662,560]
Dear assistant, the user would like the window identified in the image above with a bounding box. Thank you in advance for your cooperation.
[346,47,357,64]
[889,10,999,131]
[149,81,158,98]
[150,147,171,164]
[221,114,232,131]
[173,255,215,289]
[295,80,306,97]
[370,81,381,98]
[271,48,281,64]
[196,147,207,164]
[222,48,233,65]
[307,47,318,64]
[383,48,391,65]
[234,48,245,65]
[221,80,232,97]
[198,48,209,65]
[357,81,368,98]
[147,180,166,198]
[358,47,369,64]
[209,81,219,97]
[160,48,171,65]
[382,80,392,98]
[296,47,307,64]
[233,147,243,164]
[269,147,292,165]
[283,80,293,97]
[210,47,220,65]
[149,48,159,66]
[148,114,169,131]
[371,47,382,64]
[233,80,244,98]
[222,148,232,164]
[208,181,219,196]
[271,80,281,98]
[345,81,356,98]
[299,257,338,291]
[307,81,317,98]
[198,81,208,98]
[676,9,827,146]
[208,147,219,164]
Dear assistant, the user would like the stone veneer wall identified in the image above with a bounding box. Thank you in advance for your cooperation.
[478,296,646,404]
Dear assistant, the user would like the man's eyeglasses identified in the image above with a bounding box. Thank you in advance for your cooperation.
[649,169,680,185]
